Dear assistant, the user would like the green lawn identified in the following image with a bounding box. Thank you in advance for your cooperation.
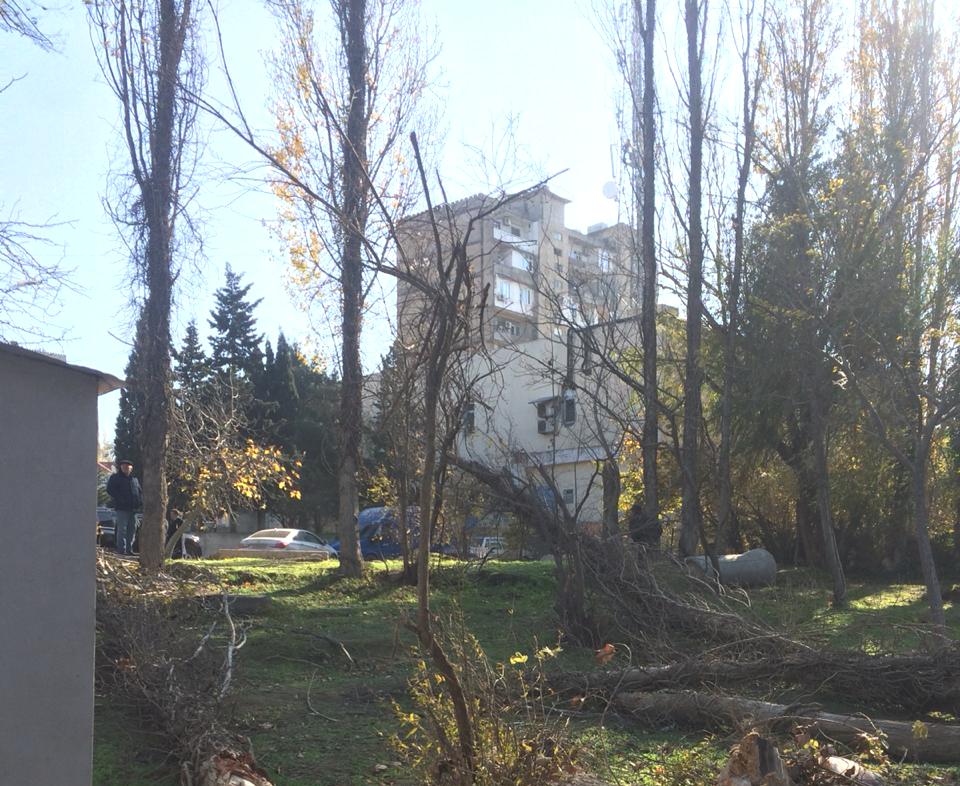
[93,559,960,785]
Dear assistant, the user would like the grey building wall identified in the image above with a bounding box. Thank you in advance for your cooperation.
[0,349,101,786]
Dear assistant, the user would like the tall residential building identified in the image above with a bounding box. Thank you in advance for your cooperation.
[397,186,642,530]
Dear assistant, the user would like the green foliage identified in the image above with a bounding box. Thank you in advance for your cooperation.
[392,630,576,786]
[208,264,264,379]
[94,559,960,785]
[258,335,340,526]
[173,320,210,391]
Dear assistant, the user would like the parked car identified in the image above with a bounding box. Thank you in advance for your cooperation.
[469,536,506,560]
[96,507,202,558]
[332,507,426,561]
[96,506,118,548]
[166,525,203,559]
[238,528,337,557]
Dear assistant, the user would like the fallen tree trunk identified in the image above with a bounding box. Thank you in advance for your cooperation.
[685,548,777,587]
[616,690,960,763]
[552,646,960,714]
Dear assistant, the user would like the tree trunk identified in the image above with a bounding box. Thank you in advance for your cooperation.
[717,8,759,555]
[912,457,945,627]
[793,461,822,565]
[810,391,846,607]
[601,458,620,539]
[336,0,368,578]
[137,0,184,573]
[617,690,960,763]
[639,0,659,536]
[679,0,704,559]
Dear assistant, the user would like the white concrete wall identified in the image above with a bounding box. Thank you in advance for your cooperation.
[460,336,630,526]
[0,350,99,786]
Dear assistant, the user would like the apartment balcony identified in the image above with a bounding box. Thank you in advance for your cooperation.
[500,248,533,272]
[569,249,597,267]
[493,224,537,250]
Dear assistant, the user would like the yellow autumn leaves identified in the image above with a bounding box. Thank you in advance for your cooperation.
[187,439,303,515]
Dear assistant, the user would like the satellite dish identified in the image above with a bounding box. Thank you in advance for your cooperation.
[602,181,618,200]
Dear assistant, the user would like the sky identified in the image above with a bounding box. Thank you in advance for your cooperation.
[1,0,628,444]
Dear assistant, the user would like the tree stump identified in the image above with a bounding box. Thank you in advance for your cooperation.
[717,732,792,786]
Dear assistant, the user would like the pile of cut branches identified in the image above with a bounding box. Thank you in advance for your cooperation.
[96,552,272,786]
[454,459,959,723]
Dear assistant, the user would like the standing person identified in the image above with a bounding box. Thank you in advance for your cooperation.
[107,459,142,555]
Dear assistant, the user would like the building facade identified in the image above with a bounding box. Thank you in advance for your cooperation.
[397,187,642,530]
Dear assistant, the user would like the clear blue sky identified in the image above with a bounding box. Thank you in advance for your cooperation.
[1,0,624,445]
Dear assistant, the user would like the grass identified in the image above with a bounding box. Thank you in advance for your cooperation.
[749,567,960,651]
[94,558,960,785]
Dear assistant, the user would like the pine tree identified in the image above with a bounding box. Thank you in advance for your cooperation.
[208,264,264,378]
[174,320,210,391]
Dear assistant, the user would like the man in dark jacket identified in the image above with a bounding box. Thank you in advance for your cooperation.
[107,459,142,555]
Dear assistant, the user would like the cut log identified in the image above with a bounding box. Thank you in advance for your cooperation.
[551,648,960,714]
[617,690,960,763]
[685,549,777,587]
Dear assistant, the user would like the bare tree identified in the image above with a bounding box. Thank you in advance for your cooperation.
[715,0,767,553]
[1,4,70,342]
[88,0,203,571]
[203,0,433,577]
[0,0,54,50]
[637,0,660,537]
[0,215,71,342]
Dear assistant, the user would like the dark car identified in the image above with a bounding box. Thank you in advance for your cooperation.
[96,507,118,548]
[331,507,456,560]
[96,507,202,558]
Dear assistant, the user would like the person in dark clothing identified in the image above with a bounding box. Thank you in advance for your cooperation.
[106,459,142,555]
[628,497,661,548]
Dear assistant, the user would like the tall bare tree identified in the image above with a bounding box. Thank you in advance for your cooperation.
[678,0,708,557]
[89,0,202,571]
[715,0,767,553]
[630,0,660,536]
[203,0,432,577]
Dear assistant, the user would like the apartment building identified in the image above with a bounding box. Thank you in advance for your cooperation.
[397,186,642,529]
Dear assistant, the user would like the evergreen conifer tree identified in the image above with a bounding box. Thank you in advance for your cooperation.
[208,264,264,378]
[113,318,147,477]
[174,320,211,391]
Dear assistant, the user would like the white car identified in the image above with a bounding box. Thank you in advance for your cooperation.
[239,528,337,558]
[469,536,506,559]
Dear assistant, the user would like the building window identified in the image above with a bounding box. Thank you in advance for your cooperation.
[519,286,533,307]
[463,400,476,433]
[599,249,612,272]
[496,319,523,338]
[562,488,575,505]
[496,278,510,303]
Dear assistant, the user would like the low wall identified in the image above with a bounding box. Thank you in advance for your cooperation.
[212,549,334,561]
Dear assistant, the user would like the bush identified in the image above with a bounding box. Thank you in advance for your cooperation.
[392,626,576,785]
